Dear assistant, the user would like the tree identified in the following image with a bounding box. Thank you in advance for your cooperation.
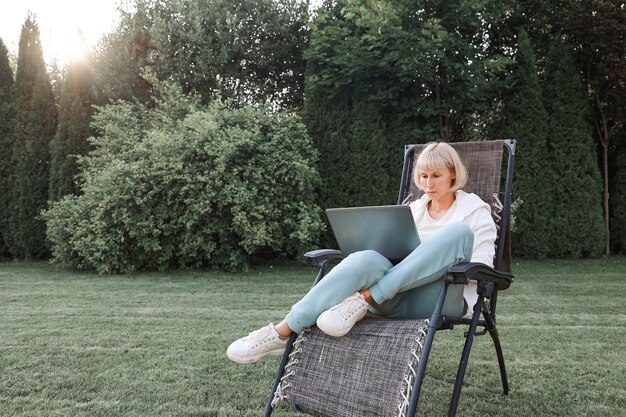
[493,29,551,258]
[10,16,57,258]
[610,143,626,253]
[91,1,153,104]
[304,0,511,212]
[93,0,309,109]
[509,0,626,254]
[0,39,15,258]
[49,54,95,201]
[562,0,625,254]
[542,37,605,257]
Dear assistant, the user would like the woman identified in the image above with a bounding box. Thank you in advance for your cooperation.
[227,142,496,364]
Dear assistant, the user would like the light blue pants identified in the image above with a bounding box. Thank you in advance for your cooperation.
[285,222,474,333]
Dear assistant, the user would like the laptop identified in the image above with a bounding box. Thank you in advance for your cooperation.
[326,205,420,264]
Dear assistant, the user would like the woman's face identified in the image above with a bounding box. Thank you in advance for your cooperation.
[419,166,455,200]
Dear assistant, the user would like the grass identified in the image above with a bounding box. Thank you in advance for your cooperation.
[0,258,625,416]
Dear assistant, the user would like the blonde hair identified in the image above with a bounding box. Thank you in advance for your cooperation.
[413,142,468,192]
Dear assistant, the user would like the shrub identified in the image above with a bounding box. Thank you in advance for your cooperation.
[43,82,323,272]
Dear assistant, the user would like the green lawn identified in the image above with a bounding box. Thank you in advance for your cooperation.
[0,258,625,416]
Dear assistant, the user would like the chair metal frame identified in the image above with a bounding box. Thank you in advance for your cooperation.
[265,139,516,417]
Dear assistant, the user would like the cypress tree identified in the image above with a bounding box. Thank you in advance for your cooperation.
[0,39,16,258]
[495,29,551,258]
[542,37,605,257]
[49,55,94,201]
[10,16,57,258]
[302,79,355,210]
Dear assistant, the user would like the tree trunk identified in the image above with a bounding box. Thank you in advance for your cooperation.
[602,139,610,256]
[596,94,611,256]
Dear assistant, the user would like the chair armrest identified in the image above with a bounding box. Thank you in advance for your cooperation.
[445,262,513,290]
[304,249,344,268]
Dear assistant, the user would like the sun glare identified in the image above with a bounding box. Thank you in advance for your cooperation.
[0,1,120,67]
[45,28,88,66]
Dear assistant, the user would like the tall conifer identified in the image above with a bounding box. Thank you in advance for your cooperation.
[496,29,551,258]
[0,39,16,257]
[49,55,94,201]
[542,37,605,257]
[10,16,57,258]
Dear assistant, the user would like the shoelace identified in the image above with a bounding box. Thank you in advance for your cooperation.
[243,325,272,342]
[332,294,367,318]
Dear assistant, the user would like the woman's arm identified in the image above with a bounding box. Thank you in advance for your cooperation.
[466,207,497,267]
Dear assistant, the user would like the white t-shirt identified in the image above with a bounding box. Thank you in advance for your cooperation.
[415,200,458,242]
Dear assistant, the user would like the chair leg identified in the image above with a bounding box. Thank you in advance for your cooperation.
[447,295,486,417]
[264,263,329,416]
[483,308,509,395]
[263,332,299,417]
[406,283,449,416]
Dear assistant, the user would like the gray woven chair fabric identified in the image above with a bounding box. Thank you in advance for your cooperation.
[273,317,429,417]
[405,141,504,210]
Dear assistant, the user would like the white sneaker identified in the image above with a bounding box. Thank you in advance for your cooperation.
[226,324,288,364]
[316,292,370,337]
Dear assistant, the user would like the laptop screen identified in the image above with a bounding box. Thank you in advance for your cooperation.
[326,205,420,264]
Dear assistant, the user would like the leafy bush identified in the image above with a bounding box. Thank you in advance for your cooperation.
[43,81,323,272]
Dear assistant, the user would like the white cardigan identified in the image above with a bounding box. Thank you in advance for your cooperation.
[408,190,497,310]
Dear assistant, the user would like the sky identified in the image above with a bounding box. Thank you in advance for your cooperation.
[0,0,123,65]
